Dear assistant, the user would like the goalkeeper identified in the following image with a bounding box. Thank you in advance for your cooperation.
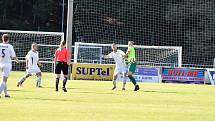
[103,43,127,90]
[124,41,139,91]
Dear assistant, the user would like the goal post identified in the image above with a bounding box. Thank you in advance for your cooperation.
[74,42,182,67]
[0,30,64,72]
[66,0,74,79]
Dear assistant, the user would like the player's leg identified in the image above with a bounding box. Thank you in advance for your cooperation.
[121,67,127,90]
[122,73,126,90]
[35,67,42,88]
[62,63,68,92]
[4,81,9,97]
[17,73,32,87]
[112,74,118,90]
[55,74,60,91]
[0,77,7,95]
[55,62,61,91]
[112,68,120,90]
[62,75,68,92]
[17,68,33,87]
[0,76,8,97]
[127,62,139,91]
[36,72,42,88]
[0,66,11,97]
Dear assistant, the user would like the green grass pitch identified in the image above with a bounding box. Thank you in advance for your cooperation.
[0,71,215,121]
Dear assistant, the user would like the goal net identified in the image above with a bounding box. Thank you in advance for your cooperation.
[73,0,215,68]
[0,30,64,72]
[74,42,182,67]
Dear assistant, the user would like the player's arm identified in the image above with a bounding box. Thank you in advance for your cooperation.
[25,53,30,69]
[119,50,126,57]
[12,57,19,63]
[37,61,42,67]
[102,53,112,59]
[10,45,19,63]
[119,50,126,60]
[37,52,42,67]
[26,58,28,68]
[124,48,130,58]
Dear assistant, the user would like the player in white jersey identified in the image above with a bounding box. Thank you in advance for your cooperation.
[0,34,19,98]
[17,42,42,88]
[103,43,127,90]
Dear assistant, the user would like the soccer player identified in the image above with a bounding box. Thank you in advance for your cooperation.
[0,34,19,98]
[124,41,139,91]
[103,43,127,90]
[17,42,42,87]
[54,40,69,92]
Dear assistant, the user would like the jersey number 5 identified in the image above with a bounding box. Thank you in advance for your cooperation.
[1,49,5,58]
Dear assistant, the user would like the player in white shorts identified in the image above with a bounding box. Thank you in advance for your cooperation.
[17,42,42,88]
[0,34,19,98]
[103,43,127,90]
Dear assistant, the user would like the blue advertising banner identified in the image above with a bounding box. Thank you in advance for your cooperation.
[134,67,160,82]
[118,67,160,83]
[162,68,205,84]
[135,68,158,76]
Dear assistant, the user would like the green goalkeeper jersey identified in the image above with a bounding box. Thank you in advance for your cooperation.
[128,47,135,62]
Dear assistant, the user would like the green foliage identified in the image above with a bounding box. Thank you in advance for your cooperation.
[0,0,61,31]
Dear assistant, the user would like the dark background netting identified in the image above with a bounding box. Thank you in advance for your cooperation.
[0,0,215,67]
[73,0,215,67]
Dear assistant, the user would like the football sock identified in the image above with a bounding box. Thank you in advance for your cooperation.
[63,77,67,88]
[18,75,27,84]
[36,76,42,87]
[122,76,126,89]
[128,75,137,86]
[56,78,59,90]
[0,81,6,95]
[4,84,8,96]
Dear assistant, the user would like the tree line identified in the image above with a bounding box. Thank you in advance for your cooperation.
[0,0,66,32]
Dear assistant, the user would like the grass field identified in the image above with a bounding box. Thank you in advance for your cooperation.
[0,71,215,121]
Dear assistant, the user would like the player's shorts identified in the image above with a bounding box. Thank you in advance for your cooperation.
[128,62,137,73]
[55,61,68,75]
[0,64,12,77]
[114,66,127,75]
[26,66,41,75]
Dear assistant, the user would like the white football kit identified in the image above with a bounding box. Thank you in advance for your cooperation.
[108,50,127,75]
[0,43,16,77]
[26,50,41,74]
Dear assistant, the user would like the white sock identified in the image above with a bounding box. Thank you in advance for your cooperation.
[4,84,8,96]
[0,81,6,95]
[122,76,126,88]
[36,76,42,86]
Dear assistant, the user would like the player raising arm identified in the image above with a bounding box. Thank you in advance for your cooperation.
[17,42,42,88]
[103,43,127,90]
[0,34,19,98]
[124,41,139,91]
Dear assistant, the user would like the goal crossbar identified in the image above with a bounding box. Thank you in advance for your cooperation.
[74,42,182,67]
[75,42,182,50]
[0,30,64,36]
